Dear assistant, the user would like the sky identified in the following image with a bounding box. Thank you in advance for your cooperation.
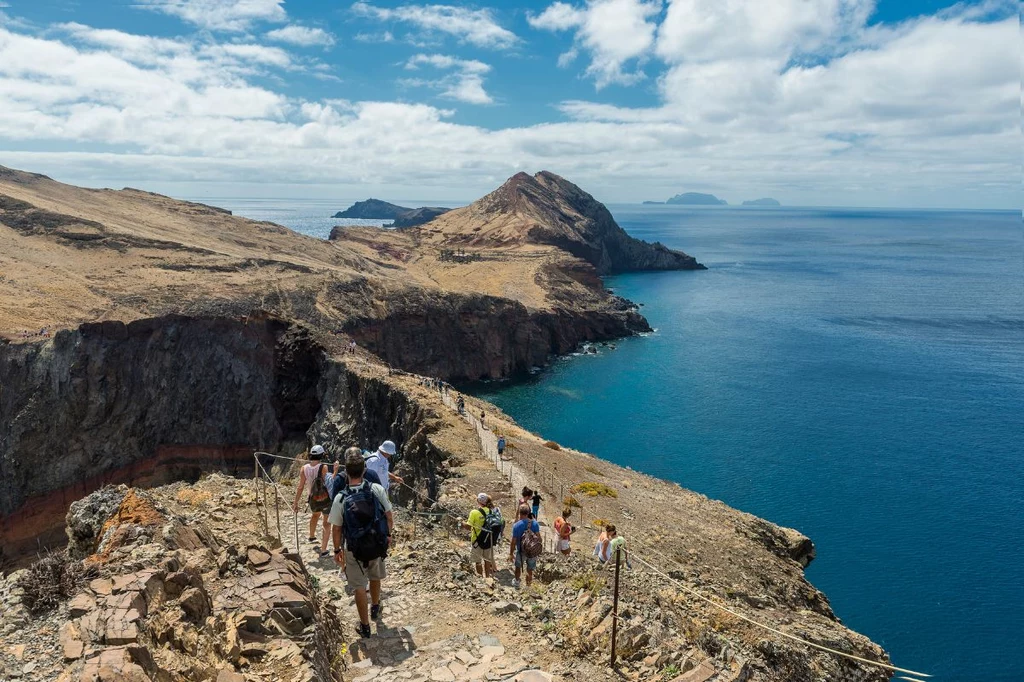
[0,0,1017,208]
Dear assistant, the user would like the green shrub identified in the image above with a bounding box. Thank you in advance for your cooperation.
[571,482,618,498]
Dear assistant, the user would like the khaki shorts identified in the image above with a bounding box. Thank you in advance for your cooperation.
[470,544,495,564]
[344,550,385,592]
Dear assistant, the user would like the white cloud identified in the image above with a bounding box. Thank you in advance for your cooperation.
[265,25,336,48]
[134,0,287,32]
[351,2,519,49]
[354,31,395,43]
[403,53,493,104]
[529,0,663,87]
[656,0,871,63]
[0,9,1016,209]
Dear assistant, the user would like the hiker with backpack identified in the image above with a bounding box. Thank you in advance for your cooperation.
[462,493,503,578]
[329,451,394,639]
[292,445,334,558]
[509,504,542,587]
[326,446,382,500]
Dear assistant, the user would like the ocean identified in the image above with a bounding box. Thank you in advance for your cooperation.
[222,198,1023,681]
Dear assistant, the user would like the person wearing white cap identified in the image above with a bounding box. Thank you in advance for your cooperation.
[364,440,404,493]
[293,445,334,557]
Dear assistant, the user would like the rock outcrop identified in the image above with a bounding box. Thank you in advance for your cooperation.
[333,199,451,227]
[666,192,727,205]
[424,171,705,274]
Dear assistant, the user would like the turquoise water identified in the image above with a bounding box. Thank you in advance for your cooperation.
[223,198,1022,680]
[466,206,1023,681]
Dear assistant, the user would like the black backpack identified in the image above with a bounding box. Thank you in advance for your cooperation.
[474,506,505,550]
[342,481,389,565]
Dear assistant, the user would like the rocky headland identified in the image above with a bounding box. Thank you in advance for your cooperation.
[333,199,450,227]
[0,165,896,681]
[666,193,727,206]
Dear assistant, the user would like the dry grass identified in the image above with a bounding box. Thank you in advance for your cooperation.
[563,496,582,509]
[591,518,609,528]
[543,441,561,450]
[571,482,618,498]
[584,465,605,477]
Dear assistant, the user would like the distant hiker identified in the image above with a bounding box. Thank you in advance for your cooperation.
[480,410,486,426]
[553,508,574,556]
[462,493,503,578]
[457,396,465,415]
[498,436,507,456]
[509,504,542,587]
[330,452,394,638]
[364,440,404,493]
[531,490,542,520]
[348,340,357,354]
[328,446,382,499]
[594,524,617,563]
[292,445,332,558]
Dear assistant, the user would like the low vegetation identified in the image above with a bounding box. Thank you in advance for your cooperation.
[584,464,606,476]
[571,482,618,498]
[591,518,609,528]
[543,440,561,450]
[17,552,93,615]
[563,496,582,509]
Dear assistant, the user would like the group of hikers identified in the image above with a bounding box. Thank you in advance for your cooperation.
[292,442,627,638]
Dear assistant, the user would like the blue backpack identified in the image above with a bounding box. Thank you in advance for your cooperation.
[342,480,389,565]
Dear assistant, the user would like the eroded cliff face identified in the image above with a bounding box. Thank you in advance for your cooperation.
[0,314,455,563]
[342,288,650,382]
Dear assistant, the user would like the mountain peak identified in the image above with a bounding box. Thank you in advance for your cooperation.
[430,171,705,274]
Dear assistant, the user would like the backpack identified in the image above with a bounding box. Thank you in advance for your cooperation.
[474,507,505,550]
[342,481,390,565]
[308,464,330,504]
[521,521,542,559]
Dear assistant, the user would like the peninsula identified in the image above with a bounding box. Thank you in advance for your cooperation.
[0,165,892,682]
[333,198,450,227]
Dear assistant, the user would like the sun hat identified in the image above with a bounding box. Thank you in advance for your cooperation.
[379,440,397,456]
[310,445,325,457]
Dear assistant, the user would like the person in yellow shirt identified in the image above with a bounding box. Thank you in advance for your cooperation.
[462,493,495,577]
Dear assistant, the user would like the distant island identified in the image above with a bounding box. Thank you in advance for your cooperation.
[641,200,664,205]
[742,198,781,206]
[666,192,727,205]
[334,199,450,227]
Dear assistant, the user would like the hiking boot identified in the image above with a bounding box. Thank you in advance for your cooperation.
[357,622,372,638]
[308,536,317,543]
[370,603,382,620]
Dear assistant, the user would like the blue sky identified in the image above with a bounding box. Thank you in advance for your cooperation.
[0,0,1017,207]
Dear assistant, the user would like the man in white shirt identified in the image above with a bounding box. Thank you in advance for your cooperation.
[364,440,404,492]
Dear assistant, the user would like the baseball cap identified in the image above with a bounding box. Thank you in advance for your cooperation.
[379,440,397,456]
[310,445,325,457]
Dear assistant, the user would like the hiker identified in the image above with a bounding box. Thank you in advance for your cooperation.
[498,436,507,456]
[462,493,503,578]
[364,440,404,493]
[480,410,486,427]
[531,489,542,520]
[457,396,465,415]
[327,446,382,499]
[330,452,394,639]
[519,487,532,510]
[292,445,333,558]
[348,340,357,354]
[594,524,615,563]
[553,508,575,556]
[509,504,542,587]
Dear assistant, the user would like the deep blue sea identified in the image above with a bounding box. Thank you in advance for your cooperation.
[222,199,1023,681]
